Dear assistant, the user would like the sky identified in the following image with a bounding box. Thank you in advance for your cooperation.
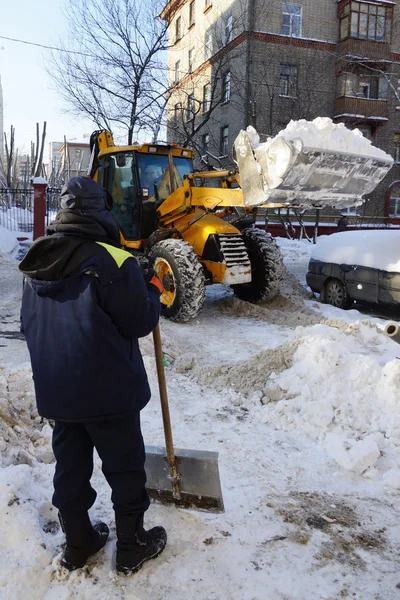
[0,0,96,161]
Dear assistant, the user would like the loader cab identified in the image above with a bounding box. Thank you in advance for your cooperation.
[96,146,194,244]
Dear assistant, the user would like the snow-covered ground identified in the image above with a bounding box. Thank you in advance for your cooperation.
[2,236,400,599]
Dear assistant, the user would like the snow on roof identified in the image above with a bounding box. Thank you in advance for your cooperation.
[255,30,336,44]
[311,230,400,273]
[334,113,389,121]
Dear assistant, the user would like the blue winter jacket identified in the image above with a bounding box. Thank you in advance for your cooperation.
[19,177,160,422]
[21,243,160,422]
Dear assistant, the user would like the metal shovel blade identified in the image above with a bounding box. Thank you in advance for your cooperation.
[145,445,224,512]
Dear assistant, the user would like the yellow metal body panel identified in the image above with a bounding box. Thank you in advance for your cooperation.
[201,259,227,283]
[98,144,194,160]
[169,210,240,256]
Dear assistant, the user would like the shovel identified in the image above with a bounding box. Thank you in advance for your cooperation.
[145,324,224,513]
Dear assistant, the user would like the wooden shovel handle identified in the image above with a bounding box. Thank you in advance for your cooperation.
[152,324,181,497]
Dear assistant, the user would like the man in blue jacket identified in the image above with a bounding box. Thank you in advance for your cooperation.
[19,176,167,575]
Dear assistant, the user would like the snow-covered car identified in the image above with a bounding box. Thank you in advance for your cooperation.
[306,230,400,310]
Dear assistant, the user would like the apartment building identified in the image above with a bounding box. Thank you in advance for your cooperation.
[161,0,400,219]
[59,141,91,180]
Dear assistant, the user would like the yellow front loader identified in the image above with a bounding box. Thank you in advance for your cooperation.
[88,126,392,322]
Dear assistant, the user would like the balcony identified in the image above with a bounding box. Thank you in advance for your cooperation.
[333,97,388,122]
[337,38,392,62]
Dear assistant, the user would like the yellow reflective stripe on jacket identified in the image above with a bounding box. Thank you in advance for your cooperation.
[96,242,133,268]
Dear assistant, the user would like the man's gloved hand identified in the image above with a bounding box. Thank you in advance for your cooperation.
[141,267,163,297]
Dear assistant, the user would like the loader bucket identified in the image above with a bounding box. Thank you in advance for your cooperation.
[234,130,393,211]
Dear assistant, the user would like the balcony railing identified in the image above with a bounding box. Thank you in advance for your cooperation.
[337,38,392,62]
[334,96,388,121]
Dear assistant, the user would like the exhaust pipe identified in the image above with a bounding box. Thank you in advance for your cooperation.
[385,322,400,344]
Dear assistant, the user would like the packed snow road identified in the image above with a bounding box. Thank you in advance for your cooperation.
[1,238,400,600]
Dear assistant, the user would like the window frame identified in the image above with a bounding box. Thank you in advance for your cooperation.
[175,16,182,43]
[394,133,400,163]
[189,0,196,27]
[187,95,196,122]
[339,1,391,42]
[337,71,388,100]
[202,133,210,154]
[222,71,231,103]
[389,195,400,217]
[282,3,302,38]
[188,47,194,73]
[202,82,211,113]
[174,103,182,120]
[220,125,229,156]
[204,31,213,60]
[174,60,181,84]
[224,13,233,45]
[279,64,298,98]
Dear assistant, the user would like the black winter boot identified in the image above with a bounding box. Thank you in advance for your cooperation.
[115,513,167,576]
[58,511,109,570]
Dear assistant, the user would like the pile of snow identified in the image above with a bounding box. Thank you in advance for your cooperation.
[261,321,400,478]
[249,117,393,162]
[195,317,400,481]
[311,230,400,273]
[0,224,20,256]
[0,366,53,468]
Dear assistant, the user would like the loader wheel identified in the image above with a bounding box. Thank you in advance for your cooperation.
[231,228,284,303]
[148,239,205,322]
[324,278,352,310]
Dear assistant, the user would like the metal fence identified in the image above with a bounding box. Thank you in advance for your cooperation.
[46,188,62,225]
[0,187,62,233]
[0,189,34,232]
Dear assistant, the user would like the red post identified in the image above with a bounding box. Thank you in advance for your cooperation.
[32,177,48,240]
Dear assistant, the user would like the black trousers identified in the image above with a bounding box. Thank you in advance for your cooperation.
[52,412,150,515]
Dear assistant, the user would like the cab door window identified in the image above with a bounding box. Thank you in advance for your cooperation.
[98,153,140,240]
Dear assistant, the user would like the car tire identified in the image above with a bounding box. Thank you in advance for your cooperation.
[324,278,352,310]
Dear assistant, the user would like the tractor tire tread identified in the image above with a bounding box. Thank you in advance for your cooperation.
[149,239,205,323]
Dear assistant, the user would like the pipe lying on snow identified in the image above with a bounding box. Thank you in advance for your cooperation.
[385,322,400,345]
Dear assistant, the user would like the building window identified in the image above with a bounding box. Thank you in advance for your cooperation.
[187,95,196,121]
[205,31,213,60]
[203,83,211,113]
[220,126,229,156]
[390,195,400,217]
[188,48,194,73]
[337,71,388,100]
[340,1,391,42]
[174,103,182,120]
[189,1,195,27]
[202,133,210,154]
[174,60,181,83]
[175,16,182,42]
[282,3,302,37]
[222,71,231,102]
[394,134,400,163]
[280,65,298,97]
[225,13,233,44]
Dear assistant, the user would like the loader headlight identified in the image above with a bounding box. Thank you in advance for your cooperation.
[148,147,157,153]
[181,150,190,157]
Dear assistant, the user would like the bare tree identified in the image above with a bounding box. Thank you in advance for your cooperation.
[47,0,170,144]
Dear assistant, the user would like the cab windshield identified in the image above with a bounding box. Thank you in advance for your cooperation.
[136,153,193,203]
